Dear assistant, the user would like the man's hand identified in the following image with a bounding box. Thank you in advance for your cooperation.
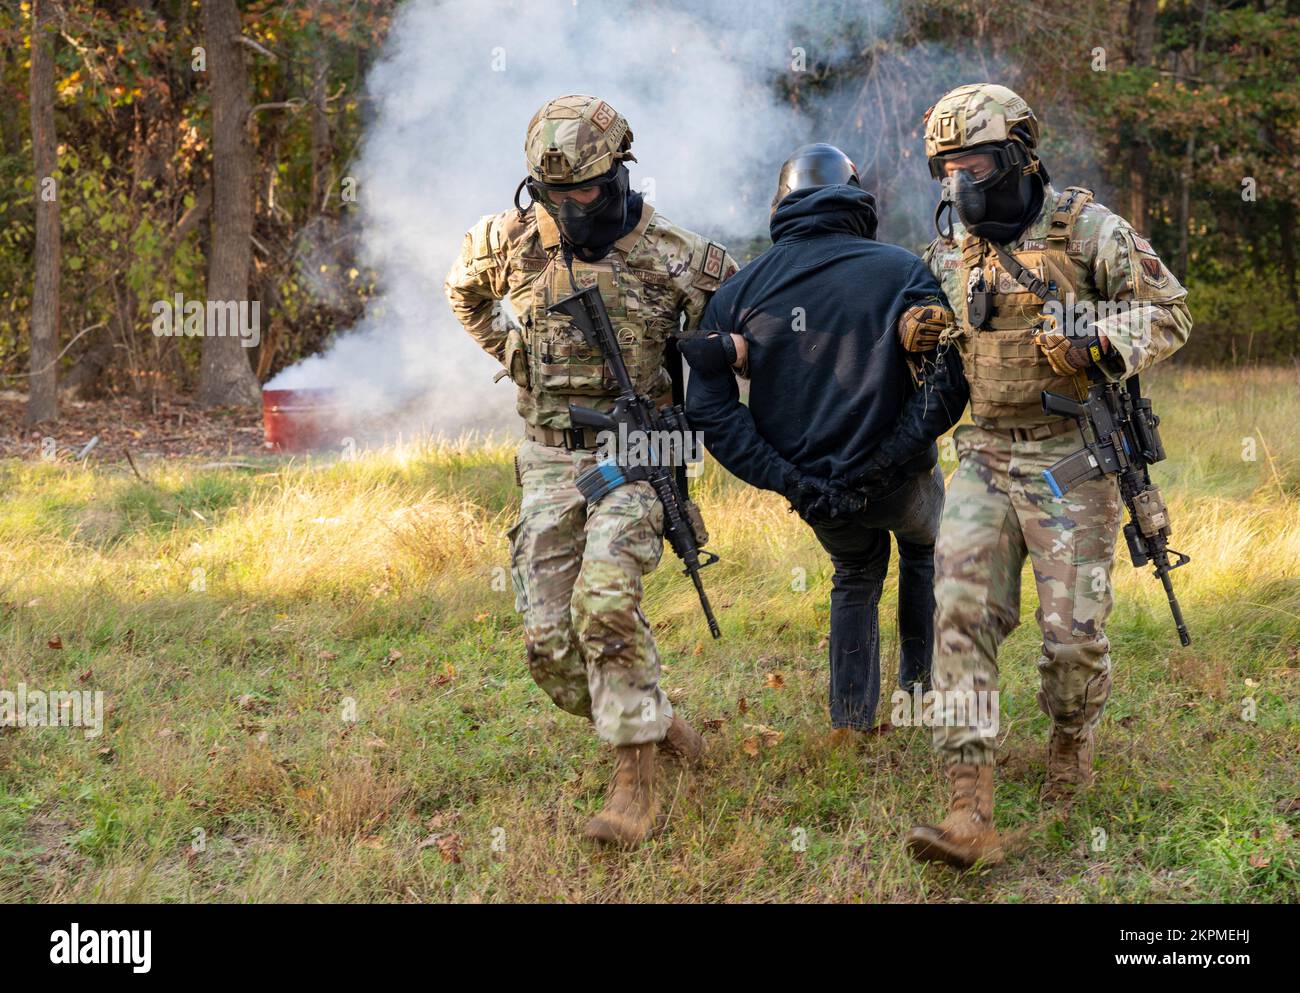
[1034,329,1110,377]
[898,302,953,352]
[679,333,747,374]
[783,467,865,524]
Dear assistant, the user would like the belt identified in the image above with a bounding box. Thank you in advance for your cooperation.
[524,422,600,450]
[986,419,1078,443]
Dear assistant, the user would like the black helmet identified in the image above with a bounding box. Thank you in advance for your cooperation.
[772,143,860,209]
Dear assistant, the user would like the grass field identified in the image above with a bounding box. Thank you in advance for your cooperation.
[0,366,1297,903]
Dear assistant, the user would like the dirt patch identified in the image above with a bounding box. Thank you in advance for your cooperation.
[0,391,264,460]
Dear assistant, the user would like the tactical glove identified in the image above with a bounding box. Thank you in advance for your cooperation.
[678,333,737,375]
[1034,327,1104,377]
[898,302,953,353]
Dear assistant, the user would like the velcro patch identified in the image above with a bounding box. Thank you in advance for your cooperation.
[590,101,616,133]
[1139,257,1165,282]
[1132,234,1156,255]
[631,267,670,287]
[703,243,725,280]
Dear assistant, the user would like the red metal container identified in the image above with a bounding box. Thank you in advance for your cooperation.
[262,387,349,452]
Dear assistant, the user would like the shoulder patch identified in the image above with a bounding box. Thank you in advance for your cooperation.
[1139,256,1166,284]
[1132,234,1156,255]
[703,242,725,280]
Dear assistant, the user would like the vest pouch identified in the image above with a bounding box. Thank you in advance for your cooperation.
[497,322,531,389]
[533,330,609,394]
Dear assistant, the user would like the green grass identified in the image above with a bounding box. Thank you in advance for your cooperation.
[0,366,1297,903]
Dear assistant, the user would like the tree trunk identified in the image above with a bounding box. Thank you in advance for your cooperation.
[310,4,333,213]
[25,0,60,427]
[1177,0,1213,280]
[198,0,262,407]
[1126,0,1157,233]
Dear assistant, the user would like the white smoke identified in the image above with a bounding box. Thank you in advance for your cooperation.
[268,0,1090,439]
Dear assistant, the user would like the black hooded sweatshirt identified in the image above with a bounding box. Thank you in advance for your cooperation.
[684,184,947,496]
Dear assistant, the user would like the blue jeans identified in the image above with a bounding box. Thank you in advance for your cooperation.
[809,465,945,730]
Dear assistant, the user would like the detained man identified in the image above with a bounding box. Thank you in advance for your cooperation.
[681,144,961,736]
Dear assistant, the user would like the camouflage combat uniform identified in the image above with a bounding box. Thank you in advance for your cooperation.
[444,100,734,746]
[924,184,1192,765]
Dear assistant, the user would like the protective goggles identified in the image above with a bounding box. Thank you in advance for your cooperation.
[526,165,623,215]
[927,141,1029,185]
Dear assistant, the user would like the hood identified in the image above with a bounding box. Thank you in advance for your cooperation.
[770,184,878,243]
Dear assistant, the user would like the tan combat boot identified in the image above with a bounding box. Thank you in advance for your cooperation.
[658,715,706,766]
[584,743,657,847]
[1041,725,1095,808]
[905,763,1004,868]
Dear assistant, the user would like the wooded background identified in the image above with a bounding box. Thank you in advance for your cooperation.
[1,0,1296,427]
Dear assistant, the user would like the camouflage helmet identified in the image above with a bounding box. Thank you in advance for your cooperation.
[525,94,635,187]
[923,83,1039,161]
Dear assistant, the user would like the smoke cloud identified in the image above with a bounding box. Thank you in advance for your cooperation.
[268,0,1098,440]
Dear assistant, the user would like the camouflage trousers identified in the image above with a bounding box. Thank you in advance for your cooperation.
[507,440,672,746]
[932,423,1122,765]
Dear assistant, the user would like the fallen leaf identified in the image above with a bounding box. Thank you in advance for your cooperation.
[738,696,749,714]
[47,634,63,649]
[765,672,785,690]
[77,668,93,683]
[1248,853,1271,869]
[436,833,463,864]
[317,650,339,661]
[384,649,403,666]
[743,722,782,749]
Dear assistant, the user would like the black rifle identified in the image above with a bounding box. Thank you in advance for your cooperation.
[1041,378,1191,646]
[547,283,722,639]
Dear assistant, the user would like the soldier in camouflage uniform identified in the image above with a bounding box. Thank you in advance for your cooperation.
[858,84,1191,868]
[444,95,736,847]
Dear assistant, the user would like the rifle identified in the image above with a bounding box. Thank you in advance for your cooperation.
[1041,378,1191,646]
[547,283,722,639]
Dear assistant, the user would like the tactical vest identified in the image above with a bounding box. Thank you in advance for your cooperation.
[954,186,1095,428]
[504,204,675,430]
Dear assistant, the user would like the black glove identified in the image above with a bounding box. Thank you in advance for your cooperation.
[783,467,863,525]
[847,456,910,501]
[678,333,737,375]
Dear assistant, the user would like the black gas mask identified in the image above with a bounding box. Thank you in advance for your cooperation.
[931,140,1046,243]
[517,164,632,261]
